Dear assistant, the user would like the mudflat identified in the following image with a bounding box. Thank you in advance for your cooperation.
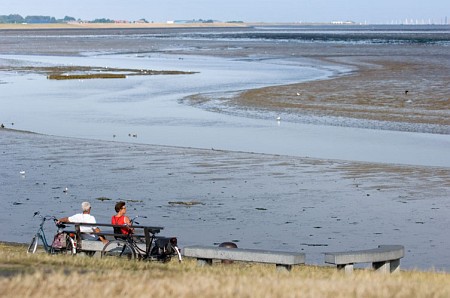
[183,38,450,134]
[1,127,449,271]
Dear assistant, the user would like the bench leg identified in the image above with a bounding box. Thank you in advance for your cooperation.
[373,261,390,273]
[373,260,401,274]
[337,264,353,274]
[276,264,292,272]
[197,258,213,267]
[390,259,401,274]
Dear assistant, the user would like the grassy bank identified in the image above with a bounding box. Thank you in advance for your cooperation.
[0,243,449,297]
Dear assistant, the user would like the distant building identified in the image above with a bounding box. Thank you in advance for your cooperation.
[167,19,217,24]
[331,20,355,25]
[135,19,148,24]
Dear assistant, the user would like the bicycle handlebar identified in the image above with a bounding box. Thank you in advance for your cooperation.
[33,211,59,225]
[129,215,147,226]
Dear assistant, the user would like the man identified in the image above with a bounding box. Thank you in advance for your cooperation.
[58,201,108,244]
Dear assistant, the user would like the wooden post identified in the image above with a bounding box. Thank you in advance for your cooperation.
[74,223,82,249]
[144,227,151,253]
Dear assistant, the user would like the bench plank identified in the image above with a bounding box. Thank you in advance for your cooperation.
[65,222,163,234]
[80,240,147,252]
[80,240,106,252]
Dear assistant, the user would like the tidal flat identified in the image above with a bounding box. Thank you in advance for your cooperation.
[1,128,449,271]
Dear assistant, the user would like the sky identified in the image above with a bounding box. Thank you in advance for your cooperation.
[2,0,450,24]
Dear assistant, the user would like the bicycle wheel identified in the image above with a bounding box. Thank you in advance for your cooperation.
[101,240,136,260]
[27,235,38,254]
[62,235,76,255]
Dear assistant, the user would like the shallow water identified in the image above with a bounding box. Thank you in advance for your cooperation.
[0,52,331,132]
[1,130,449,271]
[1,52,449,167]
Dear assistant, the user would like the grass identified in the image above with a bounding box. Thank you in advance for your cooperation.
[1,243,449,297]
[47,73,127,80]
[0,65,196,80]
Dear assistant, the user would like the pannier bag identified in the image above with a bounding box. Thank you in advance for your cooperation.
[51,232,67,249]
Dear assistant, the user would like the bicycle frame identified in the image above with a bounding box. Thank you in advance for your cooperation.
[27,212,76,254]
[127,216,180,261]
[110,216,156,259]
[101,216,182,262]
[27,213,55,253]
[128,232,155,260]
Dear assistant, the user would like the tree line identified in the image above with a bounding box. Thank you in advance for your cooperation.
[0,14,118,24]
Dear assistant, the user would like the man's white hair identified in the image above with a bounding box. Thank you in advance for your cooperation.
[81,202,91,212]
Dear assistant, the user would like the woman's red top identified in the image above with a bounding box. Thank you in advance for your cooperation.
[111,215,131,235]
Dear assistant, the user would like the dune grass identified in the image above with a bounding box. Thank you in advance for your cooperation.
[0,242,449,297]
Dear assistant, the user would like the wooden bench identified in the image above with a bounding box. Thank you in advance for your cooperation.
[63,222,164,255]
[183,245,305,271]
[324,245,405,274]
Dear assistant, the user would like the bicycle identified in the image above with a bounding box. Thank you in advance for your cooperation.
[101,216,182,262]
[27,211,76,255]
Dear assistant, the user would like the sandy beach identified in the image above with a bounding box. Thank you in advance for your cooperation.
[0,25,449,271]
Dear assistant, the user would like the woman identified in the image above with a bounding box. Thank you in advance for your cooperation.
[111,201,133,236]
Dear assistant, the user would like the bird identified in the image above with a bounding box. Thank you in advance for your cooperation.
[276,116,281,121]
[19,170,25,175]
[63,187,68,193]
[404,90,409,95]
[296,92,301,96]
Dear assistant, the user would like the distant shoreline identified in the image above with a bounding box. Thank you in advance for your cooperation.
[0,22,253,30]
[0,22,373,30]
[2,23,449,30]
